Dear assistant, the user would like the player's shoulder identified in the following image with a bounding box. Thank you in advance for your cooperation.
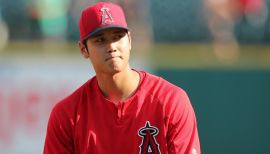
[51,76,96,114]
[141,70,186,95]
[141,71,191,111]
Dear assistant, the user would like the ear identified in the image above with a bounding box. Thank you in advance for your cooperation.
[127,31,132,51]
[78,41,89,59]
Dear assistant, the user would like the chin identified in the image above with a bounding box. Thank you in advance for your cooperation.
[104,62,129,74]
[107,63,124,71]
[106,67,122,74]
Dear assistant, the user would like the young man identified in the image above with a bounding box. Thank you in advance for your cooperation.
[44,2,201,154]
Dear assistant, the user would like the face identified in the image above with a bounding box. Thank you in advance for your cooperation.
[79,28,132,74]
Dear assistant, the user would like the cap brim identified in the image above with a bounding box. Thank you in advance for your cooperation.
[83,25,129,41]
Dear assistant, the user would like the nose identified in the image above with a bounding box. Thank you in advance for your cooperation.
[107,41,118,53]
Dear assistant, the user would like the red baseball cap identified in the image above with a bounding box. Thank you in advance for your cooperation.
[79,2,128,42]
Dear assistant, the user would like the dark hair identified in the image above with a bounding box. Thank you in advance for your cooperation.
[83,39,89,51]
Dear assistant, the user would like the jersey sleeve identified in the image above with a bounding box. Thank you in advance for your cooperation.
[43,104,74,154]
[165,89,201,154]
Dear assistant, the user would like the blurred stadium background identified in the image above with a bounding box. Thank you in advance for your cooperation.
[0,0,270,153]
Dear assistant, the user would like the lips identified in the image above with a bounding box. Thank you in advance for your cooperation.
[105,55,122,61]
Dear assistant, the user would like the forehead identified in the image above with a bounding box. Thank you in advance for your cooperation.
[91,28,127,38]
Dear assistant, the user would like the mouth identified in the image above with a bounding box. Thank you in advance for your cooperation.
[105,56,122,61]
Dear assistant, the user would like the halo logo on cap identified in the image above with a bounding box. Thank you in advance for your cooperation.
[79,2,128,41]
[100,5,114,24]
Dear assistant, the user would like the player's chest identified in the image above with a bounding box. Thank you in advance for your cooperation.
[73,108,167,154]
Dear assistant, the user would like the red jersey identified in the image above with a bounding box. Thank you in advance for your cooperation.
[239,0,264,13]
[44,71,200,154]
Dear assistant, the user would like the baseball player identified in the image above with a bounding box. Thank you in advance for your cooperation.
[44,2,201,154]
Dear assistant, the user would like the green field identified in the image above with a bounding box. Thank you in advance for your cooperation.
[1,42,270,70]
[148,44,270,69]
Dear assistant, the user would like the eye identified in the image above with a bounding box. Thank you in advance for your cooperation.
[95,37,106,43]
[113,33,125,40]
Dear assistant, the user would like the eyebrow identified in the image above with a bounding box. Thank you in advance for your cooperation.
[113,30,125,34]
[92,33,104,38]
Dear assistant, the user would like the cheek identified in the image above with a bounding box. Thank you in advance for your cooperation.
[88,50,103,64]
[119,39,131,53]
[90,53,102,64]
[122,49,130,62]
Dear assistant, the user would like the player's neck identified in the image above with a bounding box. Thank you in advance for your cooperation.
[96,68,140,103]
